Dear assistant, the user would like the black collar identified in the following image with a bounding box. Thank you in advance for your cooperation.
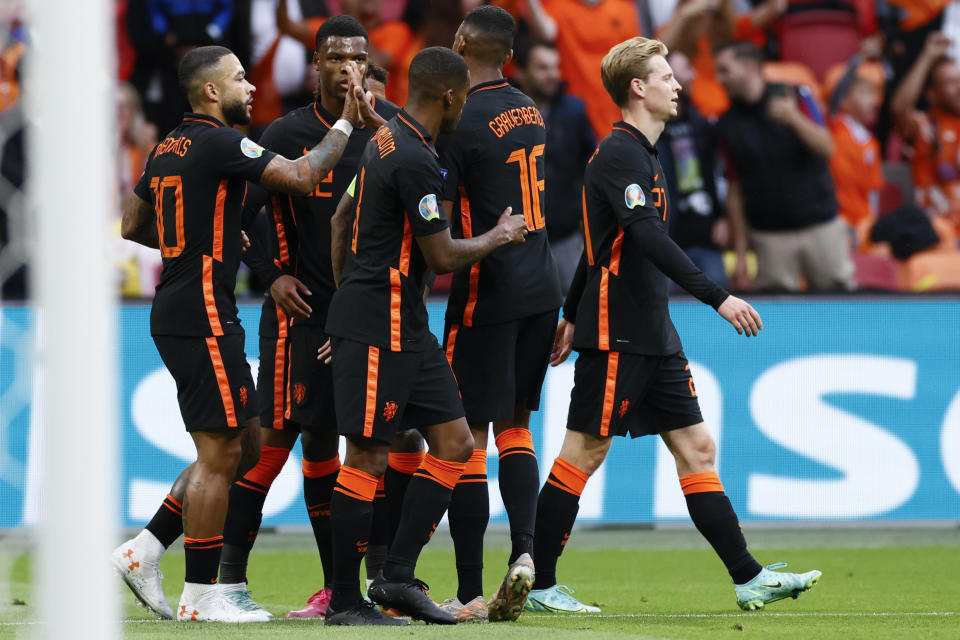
[396,109,437,156]
[468,79,510,98]
[182,112,224,128]
[611,120,655,151]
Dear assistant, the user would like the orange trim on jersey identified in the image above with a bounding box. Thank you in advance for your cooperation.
[545,457,589,496]
[495,427,536,459]
[388,450,427,475]
[271,307,288,429]
[271,195,290,266]
[205,336,238,427]
[581,186,594,266]
[609,227,624,276]
[413,454,465,490]
[598,266,610,350]
[212,179,228,262]
[612,125,639,141]
[182,116,220,127]
[363,346,380,437]
[599,352,619,437]
[445,323,459,366]
[458,186,481,326]
[351,168,366,253]
[468,81,509,97]
[334,465,379,502]
[312,102,333,128]
[680,471,725,495]
[202,255,224,336]
[303,456,341,479]
[389,267,402,351]
[398,217,412,276]
[397,113,434,154]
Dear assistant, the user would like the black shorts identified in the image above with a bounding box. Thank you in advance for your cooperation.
[286,324,337,430]
[567,349,703,438]
[154,333,259,432]
[442,309,558,424]
[257,332,296,431]
[331,336,464,443]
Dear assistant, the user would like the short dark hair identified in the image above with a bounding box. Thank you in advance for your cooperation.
[514,37,556,70]
[461,5,515,67]
[408,46,470,99]
[366,61,389,85]
[314,14,368,52]
[178,45,233,102]
[714,40,765,66]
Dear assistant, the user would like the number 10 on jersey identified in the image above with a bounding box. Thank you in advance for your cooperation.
[505,144,546,230]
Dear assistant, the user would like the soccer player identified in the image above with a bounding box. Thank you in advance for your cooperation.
[437,5,563,623]
[213,16,400,620]
[322,46,529,626]
[115,44,372,622]
[528,37,822,614]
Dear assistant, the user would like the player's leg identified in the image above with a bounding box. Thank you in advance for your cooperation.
[654,353,820,610]
[284,325,344,617]
[111,464,192,619]
[366,343,472,625]
[366,429,426,591]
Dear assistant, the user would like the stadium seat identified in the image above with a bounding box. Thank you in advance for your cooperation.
[777,10,862,81]
[878,183,903,216]
[851,252,901,290]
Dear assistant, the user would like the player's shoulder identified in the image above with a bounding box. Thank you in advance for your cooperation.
[595,126,650,165]
[372,115,438,169]
[260,104,317,151]
[373,96,401,120]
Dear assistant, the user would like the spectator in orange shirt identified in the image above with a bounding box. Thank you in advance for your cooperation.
[656,0,786,119]
[829,75,885,249]
[522,0,644,137]
[891,31,960,233]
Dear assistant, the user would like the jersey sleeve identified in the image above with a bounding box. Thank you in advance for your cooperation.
[396,159,450,237]
[600,148,661,227]
[209,128,278,182]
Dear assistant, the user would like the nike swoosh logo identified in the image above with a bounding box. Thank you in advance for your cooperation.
[759,582,782,588]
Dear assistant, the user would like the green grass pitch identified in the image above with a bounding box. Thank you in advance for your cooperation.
[1,527,959,639]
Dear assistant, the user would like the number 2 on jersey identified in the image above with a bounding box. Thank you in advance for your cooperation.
[150,175,185,258]
[505,144,546,230]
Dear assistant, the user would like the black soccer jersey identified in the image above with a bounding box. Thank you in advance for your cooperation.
[572,121,684,356]
[248,97,401,332]
[134,112,276,337]
[438,80,562,327]
[325,110,450,352]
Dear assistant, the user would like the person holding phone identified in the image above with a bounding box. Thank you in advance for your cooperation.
[713,41,855,292]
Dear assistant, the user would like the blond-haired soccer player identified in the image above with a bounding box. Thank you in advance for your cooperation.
[527,37,821,614]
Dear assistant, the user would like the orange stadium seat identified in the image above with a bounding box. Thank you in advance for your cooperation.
[852,253,901,290]
[777,10,862,81]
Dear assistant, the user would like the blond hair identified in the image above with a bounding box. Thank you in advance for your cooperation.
[601,37,669,108]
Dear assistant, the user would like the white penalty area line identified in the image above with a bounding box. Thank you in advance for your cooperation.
[1,611,958,626]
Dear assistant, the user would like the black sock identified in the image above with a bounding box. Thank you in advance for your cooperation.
[448,449,488,602]
[329,466,378,611]
[383,455,464,581]
[495,429,539,563]
[145,494,183,548]
[532,457,588,590]
[303,457,340,589]
[184,536,223,584]
[384,451,423,545]
[681,472,761,585]
[366,476,389,580]
[220,445,290,584]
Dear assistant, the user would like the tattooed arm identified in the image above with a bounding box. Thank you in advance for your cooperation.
[258,129,350,196]
[120,193,159,248]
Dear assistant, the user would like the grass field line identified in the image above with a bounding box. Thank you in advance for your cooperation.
[2,612,959,627]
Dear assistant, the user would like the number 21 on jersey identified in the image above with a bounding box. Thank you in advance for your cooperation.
[505,144,546,230]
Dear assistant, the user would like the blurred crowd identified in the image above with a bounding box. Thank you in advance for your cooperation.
[5,0,960,299]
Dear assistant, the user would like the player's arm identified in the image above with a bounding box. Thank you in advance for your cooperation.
[120,193,158,249]
[550,251,587,366]
[330,180,356,287]
[416,206,528,274]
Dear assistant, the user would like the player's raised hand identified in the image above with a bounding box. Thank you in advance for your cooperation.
[496,206,528,245]
[317,337,332,364]
[341,61,363,126]
[550,317,575,366]
[270,274,313,320]
[356,86,386,130]
[717,295,763,337]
